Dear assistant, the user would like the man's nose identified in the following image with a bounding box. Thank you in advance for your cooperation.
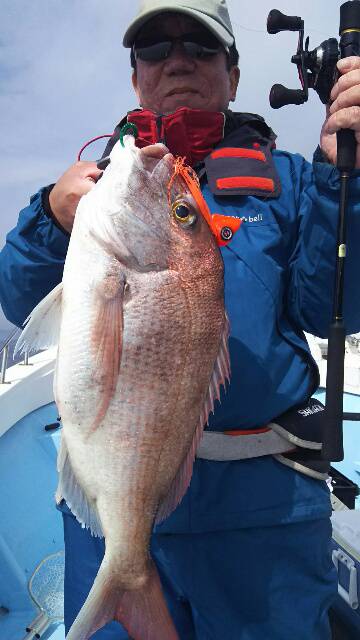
[164,42,196,72]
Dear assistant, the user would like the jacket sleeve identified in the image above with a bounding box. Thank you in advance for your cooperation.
[0,188,70,327]
[285,153,360,338]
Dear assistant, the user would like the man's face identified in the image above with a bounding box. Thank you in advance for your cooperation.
[131,13,240,115]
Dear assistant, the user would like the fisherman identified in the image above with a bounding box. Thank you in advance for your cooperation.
[2,0,360,638]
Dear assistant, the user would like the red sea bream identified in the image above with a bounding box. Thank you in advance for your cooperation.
[16,136,230,639]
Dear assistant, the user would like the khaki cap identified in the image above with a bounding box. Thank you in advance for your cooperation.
[123,0,235,49]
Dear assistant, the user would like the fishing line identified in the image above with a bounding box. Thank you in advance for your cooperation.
[232,19,333,39]
[77,134,113,161]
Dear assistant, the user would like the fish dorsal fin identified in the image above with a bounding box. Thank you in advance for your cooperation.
[56,435,103,537]
[155,315,230,524]
[14,282,63,356]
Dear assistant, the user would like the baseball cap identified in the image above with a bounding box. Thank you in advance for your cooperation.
[123,0,235,49]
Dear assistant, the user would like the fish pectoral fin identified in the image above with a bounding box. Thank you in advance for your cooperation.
[89,276,125,431]
[14,281,63,356]
[156,314,230,524]
[66,558,179,640]
[56,434,103,537]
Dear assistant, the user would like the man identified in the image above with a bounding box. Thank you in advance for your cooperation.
[2,0,360,638]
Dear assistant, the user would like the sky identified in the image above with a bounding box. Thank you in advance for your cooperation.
[0,0,348,330]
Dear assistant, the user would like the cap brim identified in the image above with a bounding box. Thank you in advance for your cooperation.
[123,7,234,49]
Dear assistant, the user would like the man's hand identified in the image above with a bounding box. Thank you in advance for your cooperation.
[49,161,103,233]
[139,143,171,171]
[320,56,360,169]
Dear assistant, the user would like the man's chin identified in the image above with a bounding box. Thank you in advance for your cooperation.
[160,94,205,114]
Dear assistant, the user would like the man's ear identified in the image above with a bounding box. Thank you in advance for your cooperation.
[229,66,240,102]
[132,70,139,99]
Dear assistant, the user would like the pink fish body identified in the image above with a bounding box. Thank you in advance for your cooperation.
[16,137,229,639]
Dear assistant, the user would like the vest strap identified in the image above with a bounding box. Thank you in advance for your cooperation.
[196,399,331,481]
[196,427,295,461]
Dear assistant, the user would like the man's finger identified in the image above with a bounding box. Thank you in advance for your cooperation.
[337,56,360,74]
[140,143,170,159]
[330,84,360,114]
[76,161,103,181]
[79,175,103,195]
[325,106,360,135]
[331,69,360,102]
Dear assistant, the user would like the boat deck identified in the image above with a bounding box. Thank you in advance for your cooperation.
[0,398,65,639]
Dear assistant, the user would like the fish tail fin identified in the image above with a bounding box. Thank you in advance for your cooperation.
[115,560,179,640]
[65,566,113,640]
[65,558,179,640]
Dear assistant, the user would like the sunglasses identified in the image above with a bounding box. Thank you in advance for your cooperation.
[133,32,224,62]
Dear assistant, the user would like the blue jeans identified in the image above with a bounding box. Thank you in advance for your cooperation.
[59,501,336,639]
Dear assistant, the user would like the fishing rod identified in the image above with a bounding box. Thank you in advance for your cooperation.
[267,1,360,462]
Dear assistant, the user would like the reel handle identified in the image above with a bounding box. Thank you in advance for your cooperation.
[269,84,306,109]
[267,9,303,34]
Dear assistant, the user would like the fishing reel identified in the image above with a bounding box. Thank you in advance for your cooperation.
[267,9,341,108]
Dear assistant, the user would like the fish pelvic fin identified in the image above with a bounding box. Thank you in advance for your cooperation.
[155,314,230,523]
[65,557,179,640]
[14,282,63,356]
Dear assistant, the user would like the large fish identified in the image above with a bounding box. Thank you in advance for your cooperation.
[16,136,232,639]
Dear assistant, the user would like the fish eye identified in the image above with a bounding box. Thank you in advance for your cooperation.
[172,200,198,228]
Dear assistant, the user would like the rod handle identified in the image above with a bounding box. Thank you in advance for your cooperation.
[323,322,345,461]
[340,1,360,34]
[337,129,357,172]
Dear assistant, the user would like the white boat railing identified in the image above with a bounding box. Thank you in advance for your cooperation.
[0,326,28,384]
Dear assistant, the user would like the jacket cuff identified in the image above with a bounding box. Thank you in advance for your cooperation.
[29,188,70,257]
[41,185,70,237]
[313,158,360,196]
[313,146,330,164]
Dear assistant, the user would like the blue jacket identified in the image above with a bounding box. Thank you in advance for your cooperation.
[2,117,360,532]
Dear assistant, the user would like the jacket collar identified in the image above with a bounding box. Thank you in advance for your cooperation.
[127,107,225,167]
[103,108,277,168]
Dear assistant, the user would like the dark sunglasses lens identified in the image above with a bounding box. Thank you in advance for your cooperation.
[183,41,220,57]
[135,41,172,61]
[134,33,222,61]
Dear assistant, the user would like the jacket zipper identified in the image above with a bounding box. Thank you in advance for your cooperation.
[156,115,166,145]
